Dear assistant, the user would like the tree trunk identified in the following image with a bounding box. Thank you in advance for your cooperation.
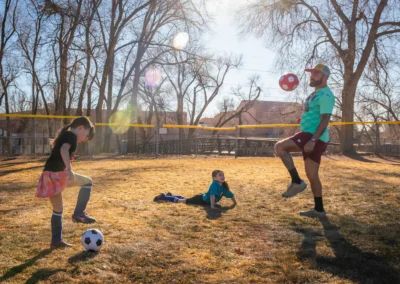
[95,70,107,153]
[176,97,185,140]
[86,86,92,117]
[95,91,104,154]
[340,74,358,154]
[103,55,115,153]
[77,24,93,117]
[375,123,380,154]
[127,66,141,153]
[30,80,36,155]
[4,90,11,156]
[58,38,68,124]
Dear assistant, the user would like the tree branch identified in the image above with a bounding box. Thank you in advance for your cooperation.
[330,0,349,25]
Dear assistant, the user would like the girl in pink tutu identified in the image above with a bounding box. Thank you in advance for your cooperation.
[36,116,95,249]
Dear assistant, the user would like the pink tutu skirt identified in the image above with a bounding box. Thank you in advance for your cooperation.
[36,171,70,198]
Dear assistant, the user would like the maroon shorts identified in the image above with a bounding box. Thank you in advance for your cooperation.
[289,132,327,164]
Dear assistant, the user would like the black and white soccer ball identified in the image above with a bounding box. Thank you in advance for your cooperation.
[81,229,104,252]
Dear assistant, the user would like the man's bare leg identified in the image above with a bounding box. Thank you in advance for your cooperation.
[275,138,307,198]
[299,158,326,217]
[275,138,302,182]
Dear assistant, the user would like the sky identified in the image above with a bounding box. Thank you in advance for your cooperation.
[8,0,297,119]
[200,0,295,117]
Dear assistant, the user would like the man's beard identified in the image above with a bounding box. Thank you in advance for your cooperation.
[309,78,323,87]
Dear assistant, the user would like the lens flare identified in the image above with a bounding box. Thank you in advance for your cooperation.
[108,105,136,134]
[145,66,162,87]
[172,32,189,50]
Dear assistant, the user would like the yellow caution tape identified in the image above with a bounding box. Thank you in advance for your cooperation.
[239,124,299,128]
[203,127,236,131]
[162,124,203,129]
[376,121,400,125]
[329,121,374,126]
[2,113,400,127]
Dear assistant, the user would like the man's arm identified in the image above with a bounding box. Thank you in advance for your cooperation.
[304,114,331,153]
[312,114,331,140]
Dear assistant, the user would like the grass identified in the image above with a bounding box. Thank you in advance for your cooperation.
[0,155,399,283]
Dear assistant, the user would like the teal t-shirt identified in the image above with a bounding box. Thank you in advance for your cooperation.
[300,86,335,143]
[202,180,234,203]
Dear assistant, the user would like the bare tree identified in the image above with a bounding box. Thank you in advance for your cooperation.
[136,77,169,144]
[91,0,208,152]
[237,0,400,153]
[43,0,84,122]
[93,0,152,153]
[357,45,400,148]
[116,0,208,152]
[209,76,262,136]
[186,56,243,139]
[0,0,19,155]
[164,53,241,139]
[75,0,101,117]
[15,1,53,152]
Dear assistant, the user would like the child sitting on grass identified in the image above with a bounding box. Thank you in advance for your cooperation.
[153,170,237,210]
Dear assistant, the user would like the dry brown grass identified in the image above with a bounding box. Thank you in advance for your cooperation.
[0,155,399,283]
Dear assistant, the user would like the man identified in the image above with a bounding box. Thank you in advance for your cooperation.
[275,63,335,218]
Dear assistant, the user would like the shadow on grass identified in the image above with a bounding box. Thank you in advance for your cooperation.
[202,203,237,220]
[0,184,37,194]
[0,249,52,283]
[295,216,400,283]
[0,165,43,177]
[25,268,66,284]
[107,165,174,174]
[337,164,400,181]
[67,250,98,264]
[153,200,236,220]
[0,157,18,163]
[343,153,380,163]
[0,158,46,168]
[375,154,400,164]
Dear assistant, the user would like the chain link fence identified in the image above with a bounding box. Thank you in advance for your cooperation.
[1,116,400,157]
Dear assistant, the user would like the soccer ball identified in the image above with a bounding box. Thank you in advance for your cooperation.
[279,73,299,91]
[81,229,104,252]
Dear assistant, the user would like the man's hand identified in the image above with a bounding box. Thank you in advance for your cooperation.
[304,140,316,153]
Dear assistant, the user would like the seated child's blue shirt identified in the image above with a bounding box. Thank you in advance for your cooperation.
[202,180,234,203]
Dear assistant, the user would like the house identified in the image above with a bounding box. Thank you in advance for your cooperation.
[199,100,303,138]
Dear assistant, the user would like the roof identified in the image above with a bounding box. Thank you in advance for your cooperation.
[200,100,302,127]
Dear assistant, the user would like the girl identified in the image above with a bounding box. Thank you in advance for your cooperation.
[36,116,95,249]
[153,170,237,209]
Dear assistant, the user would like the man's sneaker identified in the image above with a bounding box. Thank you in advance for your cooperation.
[72,212,96,224]
[153,193,165,202]
[300,209,327,218]
[282,180,307,198]
[50,239,73,249]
